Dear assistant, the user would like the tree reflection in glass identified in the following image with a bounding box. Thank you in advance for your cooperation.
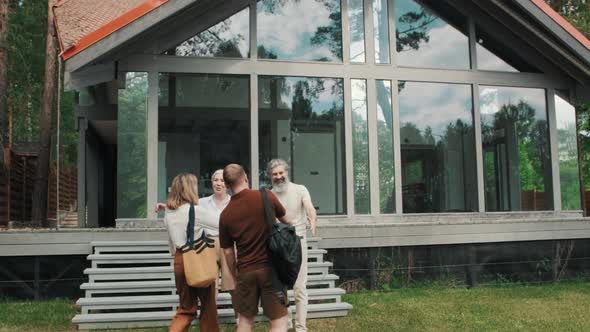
[555,91,581,210]
[348,0,365,62]
[257,0,342,62]
[376,80,395,213]
[480,86,553,211]
[118,72,148,218]
[395,0,469,69]
[171,7,250,58]
[399,81,477,213]
[352,79,370,214]
[373,0,390,64]
[258,76,346,215]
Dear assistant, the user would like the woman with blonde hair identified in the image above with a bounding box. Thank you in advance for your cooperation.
[164,173,220,332]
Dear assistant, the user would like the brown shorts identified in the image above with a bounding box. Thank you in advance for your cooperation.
[212,237,236,291]
[233,267,288,320]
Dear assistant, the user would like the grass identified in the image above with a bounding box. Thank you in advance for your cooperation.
[1,282,590,331]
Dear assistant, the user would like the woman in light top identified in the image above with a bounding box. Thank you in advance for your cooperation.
[198,169,235,292]
[197,169,230,228]
[164,173,219,332]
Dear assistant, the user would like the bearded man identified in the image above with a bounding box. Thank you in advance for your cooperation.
[267,159,317,332]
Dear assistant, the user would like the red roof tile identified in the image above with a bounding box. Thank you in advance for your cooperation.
[54,0,145,50]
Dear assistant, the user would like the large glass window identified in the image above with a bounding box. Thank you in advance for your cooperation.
[555,91,581,210]
[480,86,552,211]
[352,79,370,214]
[395,0,469,70]
[376,80,395,213]
[169,7,250,58]
[257,0,342,62]
[373,0,390,64]
[158,74,250,200]
[259,76,346,215]
[399,81,477,213]
[118,72,148,218]
[475,26,540,73]
[348,0,365,63]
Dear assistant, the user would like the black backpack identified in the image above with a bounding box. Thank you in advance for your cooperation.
[260,188,302,289]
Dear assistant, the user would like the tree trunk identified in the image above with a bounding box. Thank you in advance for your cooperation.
[31,1,56,226]
[0,0,8,168]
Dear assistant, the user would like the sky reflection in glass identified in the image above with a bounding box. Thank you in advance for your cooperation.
[257,0,342,62]
[395,0,469,69]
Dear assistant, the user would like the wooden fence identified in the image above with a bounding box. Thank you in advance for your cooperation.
[0,152,77,226]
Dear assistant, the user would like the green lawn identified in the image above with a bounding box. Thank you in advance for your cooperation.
[1,282,590,331]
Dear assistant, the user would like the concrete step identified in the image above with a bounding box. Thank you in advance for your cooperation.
[77,288,345,313]
[91,237,322,252]
[87,253,174,263]
[82,273,339,293]
[73,302,353,330]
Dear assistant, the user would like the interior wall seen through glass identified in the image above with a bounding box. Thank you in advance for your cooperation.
[480,86,552,211]
[352,79,370,214]
[395,0,469,70]
[373,0,390,64]
[348,0,365,62]
[399,81,478,213]
[170,7,250,58]
[158,73,250,201]
[258,76,346,215]
[117,72,148,218]
[257,0,342,62]
[376,80,395,213]
[555,91,581,210]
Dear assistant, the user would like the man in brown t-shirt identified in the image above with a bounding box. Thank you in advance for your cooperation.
[219,164,289,332]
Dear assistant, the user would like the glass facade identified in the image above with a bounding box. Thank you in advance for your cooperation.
[171,7,250,58]
[373,0,390,64]
[158,73,250,199]
[257,0,343,62]
[475,26,540,73]
[258,76,346,215]
[117,72,148,218]
[376,80,395,213]
[351,79,370,214]
[106,0,577,221]
[480,86,552,211]
[395,0,469,70]
[348,0,365,63]
[399,82,477,213]
[555,91,581,210]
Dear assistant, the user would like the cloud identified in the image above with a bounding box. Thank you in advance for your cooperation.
[258,0,337,60]
[399,82,472,139]
[397,24,470,69]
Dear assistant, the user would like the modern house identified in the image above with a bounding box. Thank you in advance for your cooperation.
[1,0,590,281]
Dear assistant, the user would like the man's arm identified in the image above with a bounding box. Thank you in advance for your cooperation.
[223,247,237,278]
[303,199,317,235]
[301,186,317,235]
[278,215,290,224]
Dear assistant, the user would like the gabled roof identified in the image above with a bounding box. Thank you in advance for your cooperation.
[53,0,590,77]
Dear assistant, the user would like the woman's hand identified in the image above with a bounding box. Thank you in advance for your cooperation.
[154,203,166,213]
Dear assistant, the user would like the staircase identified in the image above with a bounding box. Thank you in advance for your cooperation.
[72,238,352,330]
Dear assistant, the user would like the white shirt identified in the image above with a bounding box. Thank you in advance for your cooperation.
[164,203,219,255]
[271,182,312,236]
[197,194,230,236]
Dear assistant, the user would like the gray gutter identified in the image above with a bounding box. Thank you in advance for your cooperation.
[513,0,590,67]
